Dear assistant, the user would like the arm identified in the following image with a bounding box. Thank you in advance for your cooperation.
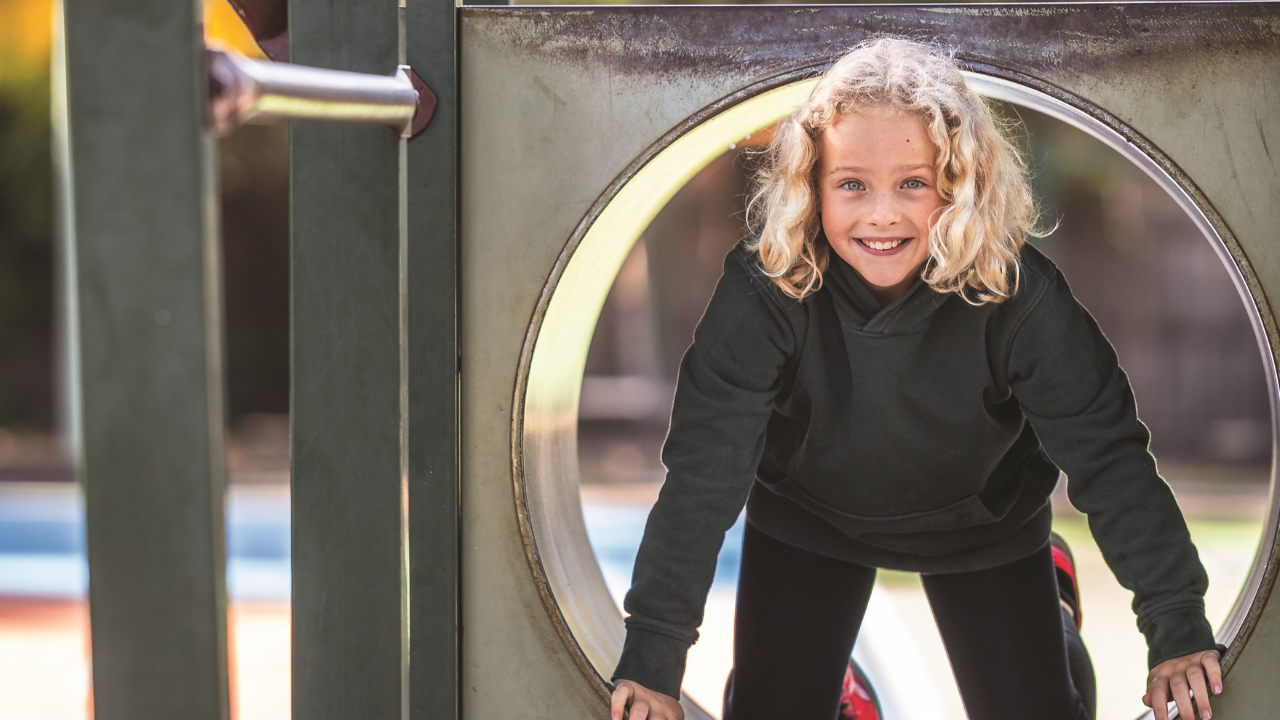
[611,247,799,700]
[1008,268,1217,663]
[1008,269,1221,717]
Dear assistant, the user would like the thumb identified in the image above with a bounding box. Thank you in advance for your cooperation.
[611,682,634,720]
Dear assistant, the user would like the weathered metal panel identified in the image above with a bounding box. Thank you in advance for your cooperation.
[60,0,230,717]
[459,5,1280,719]
[290,1,406,718]
[459,11,750,720]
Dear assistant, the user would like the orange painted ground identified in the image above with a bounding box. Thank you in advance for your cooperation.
[0,599,89,719]
[0,600,290,720]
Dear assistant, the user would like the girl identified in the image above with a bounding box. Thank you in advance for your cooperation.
[608,38,1225,720]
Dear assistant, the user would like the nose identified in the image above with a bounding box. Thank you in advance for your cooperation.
[867,190,900,227]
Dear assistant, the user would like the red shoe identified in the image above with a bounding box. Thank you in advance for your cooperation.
[1050,532,1082,630]
[838,658,883,720]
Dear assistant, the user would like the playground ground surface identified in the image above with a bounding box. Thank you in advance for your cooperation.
[0,477,1266,720]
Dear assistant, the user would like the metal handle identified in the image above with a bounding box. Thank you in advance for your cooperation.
[207,45,436,139]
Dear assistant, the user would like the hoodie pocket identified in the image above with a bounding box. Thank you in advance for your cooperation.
[758,469,1046,537]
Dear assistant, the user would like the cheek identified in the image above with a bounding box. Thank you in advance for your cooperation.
[817,186,835,217]
[920,196,946,232]
[817,191,838,234]
[818,190,853,226]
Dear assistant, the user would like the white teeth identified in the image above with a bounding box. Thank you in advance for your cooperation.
[864,238,904,251]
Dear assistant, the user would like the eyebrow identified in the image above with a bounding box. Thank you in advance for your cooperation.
[827,163,932,176]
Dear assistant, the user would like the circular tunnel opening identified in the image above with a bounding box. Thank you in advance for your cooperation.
[517,73,1277,720]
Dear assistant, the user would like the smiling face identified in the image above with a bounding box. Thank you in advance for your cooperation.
[818,109,946,304]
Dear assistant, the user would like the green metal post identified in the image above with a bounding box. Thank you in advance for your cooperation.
[59,0,230,718]
[289,1,407,718]
[406,0,460,717]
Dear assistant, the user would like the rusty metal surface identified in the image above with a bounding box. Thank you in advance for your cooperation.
[406,66,437,137]
[456,5,1280,719]
[470,4,1277,78]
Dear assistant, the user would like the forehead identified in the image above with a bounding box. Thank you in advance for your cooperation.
[821,111,937,166]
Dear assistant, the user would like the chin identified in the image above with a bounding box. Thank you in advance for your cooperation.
[859,265,916,286]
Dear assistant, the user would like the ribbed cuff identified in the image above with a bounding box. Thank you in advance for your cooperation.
[611,626,692,699]
[1140,606,1218,669]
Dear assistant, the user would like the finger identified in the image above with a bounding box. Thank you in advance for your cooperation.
[1204,652,1224,695]
[1188,666,1212,719]
[1171,676,1195,720]
[1151,681,1170,720]
[610,684,633,720]
[630,701,650,720]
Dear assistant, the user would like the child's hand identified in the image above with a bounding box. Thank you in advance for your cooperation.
[610,679,684,720]
[1142,648,1222,720]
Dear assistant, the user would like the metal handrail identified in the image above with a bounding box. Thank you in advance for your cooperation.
[207,45,435,139]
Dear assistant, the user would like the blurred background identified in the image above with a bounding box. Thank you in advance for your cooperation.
[0,1,1271,719]
[0,3,291,718]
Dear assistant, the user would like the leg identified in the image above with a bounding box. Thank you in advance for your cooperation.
[1051,534,1097,716]
[723,522,877,720]
[1062,604,1097,719]
[921,544,1095,720]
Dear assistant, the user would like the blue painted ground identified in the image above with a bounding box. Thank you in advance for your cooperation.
[0,483,744,604]
[0,484,291,600]
[581,502,746,603]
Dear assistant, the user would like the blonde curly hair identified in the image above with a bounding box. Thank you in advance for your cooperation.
[747,38,1040,304]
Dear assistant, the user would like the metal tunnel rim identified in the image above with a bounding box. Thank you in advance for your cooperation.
[512,61,1280,719]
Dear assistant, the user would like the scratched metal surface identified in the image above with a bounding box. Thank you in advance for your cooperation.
[457,5,1280,718]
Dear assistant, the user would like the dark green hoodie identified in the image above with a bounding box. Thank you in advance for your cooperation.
[612,240,1217,697]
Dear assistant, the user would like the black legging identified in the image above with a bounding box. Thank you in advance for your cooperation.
[722,522,1096,720]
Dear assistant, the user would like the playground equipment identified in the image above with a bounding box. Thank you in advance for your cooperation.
[56,2,1279,719]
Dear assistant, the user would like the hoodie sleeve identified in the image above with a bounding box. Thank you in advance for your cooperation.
[612,246,799,697]
[1008,267,1217,669]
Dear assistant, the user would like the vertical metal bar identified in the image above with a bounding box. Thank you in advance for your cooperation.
[289,1,405,718]
[59,0,230,718]
[51,0,81,467]
[405,0,459,717]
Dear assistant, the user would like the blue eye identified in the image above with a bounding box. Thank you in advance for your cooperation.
[902,178,925,189]
[840,179,865,191]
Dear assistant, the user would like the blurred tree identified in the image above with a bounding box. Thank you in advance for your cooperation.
[209,0,291,421]
[0,0,54,430]
[220,125,290,418]
[0,0,288,432]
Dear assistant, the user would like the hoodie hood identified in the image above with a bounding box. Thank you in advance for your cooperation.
[825,248,949,335]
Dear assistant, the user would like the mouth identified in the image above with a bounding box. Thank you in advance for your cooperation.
[855,236,913,255]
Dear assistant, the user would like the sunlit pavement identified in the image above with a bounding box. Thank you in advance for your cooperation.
[0,483,292,720]
[0,599,289,720]
[0,598,89,720]
[0,480,1265,720]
